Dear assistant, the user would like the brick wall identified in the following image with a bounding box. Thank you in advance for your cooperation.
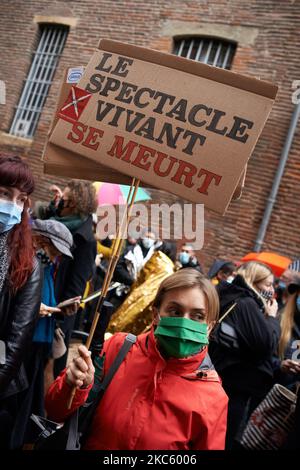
[0,0,299,271]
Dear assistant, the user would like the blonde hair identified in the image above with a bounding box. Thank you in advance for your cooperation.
[237,261,273,307]
[279,293,297,359]
[153,268,219,323]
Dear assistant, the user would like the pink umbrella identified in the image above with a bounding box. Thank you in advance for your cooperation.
[93,182,151,205]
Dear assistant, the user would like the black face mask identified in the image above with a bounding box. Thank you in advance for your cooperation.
[260,290,273,302]
[56,198,65,217]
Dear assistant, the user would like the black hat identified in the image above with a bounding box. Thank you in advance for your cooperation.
[208,259,231,278]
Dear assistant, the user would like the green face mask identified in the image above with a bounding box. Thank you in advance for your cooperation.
[154,316,208,358]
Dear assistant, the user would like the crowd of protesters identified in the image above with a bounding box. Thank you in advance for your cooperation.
[0,154,299,450]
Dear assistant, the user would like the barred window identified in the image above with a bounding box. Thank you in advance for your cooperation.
[10,24,68,138]
[173,37,236,70]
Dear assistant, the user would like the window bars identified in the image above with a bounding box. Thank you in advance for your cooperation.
[9,24,68,138]
[173,37,236,70]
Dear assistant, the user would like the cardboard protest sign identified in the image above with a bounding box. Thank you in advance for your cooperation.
[44,66,248,199]
[43,67,146,185]
[49,40,277,213]
[45,67,248,195]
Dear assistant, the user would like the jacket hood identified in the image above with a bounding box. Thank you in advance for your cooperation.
[138,327,210,376]
[138,326,220,382]
[218,274,264,312]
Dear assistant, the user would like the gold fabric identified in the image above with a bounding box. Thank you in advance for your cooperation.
[97,239,126,258]
[108,251,175,335]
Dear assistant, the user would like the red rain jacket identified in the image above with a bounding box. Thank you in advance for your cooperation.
[46,329,228,450]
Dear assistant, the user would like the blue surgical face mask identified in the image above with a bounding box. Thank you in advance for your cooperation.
[226,276,235,284]
[142,237,155,249]
[296,296,300,313]
[179,251,190,265]
[0,200,23,233]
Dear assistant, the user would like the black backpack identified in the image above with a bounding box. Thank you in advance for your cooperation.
[210,302,240,350]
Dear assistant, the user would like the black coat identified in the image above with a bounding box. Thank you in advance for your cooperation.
[54,216,97,302]
[209,274,281,397]
[53,216,97,377]
[113,244,135,286]
[0,258,43,398]
[180,258,203,273]
[113,242,155,286]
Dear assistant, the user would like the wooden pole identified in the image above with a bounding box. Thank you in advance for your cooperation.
[67,178,140,409]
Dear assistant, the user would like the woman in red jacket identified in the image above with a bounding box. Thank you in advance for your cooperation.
[46,268,228,450]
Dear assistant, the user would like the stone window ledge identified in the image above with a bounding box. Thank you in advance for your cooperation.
[33,15,77,28]
[0,131,33,148]
[162,21,259,47]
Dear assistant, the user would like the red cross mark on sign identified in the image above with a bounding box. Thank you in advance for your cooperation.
[58,86,92,123]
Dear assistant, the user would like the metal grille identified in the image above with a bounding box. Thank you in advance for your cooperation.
[173,37,236,69]
[10,24,68,138]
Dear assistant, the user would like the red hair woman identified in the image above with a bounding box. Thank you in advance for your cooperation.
[0,155,43,449]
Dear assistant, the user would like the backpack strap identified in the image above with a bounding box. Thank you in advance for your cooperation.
[66,406,80,450]
[98,333,136,393]
[218,302,237,323]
